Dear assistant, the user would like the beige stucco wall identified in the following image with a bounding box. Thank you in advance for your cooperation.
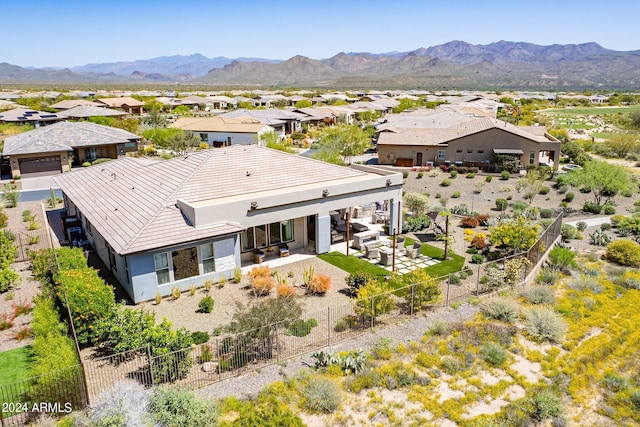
[378,128,560,169]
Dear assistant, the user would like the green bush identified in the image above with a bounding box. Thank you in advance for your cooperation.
[564,192,575,202]
[286,318,318,337]
[191,331,210,345]
[605,239,640,267]
[450,170,458,179]
[485,175,493,182]
[402,171,409,179]
[91,158,113,165]
[495,198,508,211]
[480,342,508,366]
[466,172,476,179]
[149,386,216,427]
[547,245,577,272]
[0,231,20,293]
[451,191,461,198]
[301,376,342,413]
[521,285,555,305]
[30,247,88,288]
[417,172,424,179]
[471,254,485,264]
[355,280,396,319]
[82,161,91,167]
[539,186,550,195]
[521,307,567,343]
[540,208,555,219]
[501,171,510,180]
[525,389,563,422]
[198,295,214,313]
[334,317,353,332]
[630,390,640,411]
[480,298,520,323]
[345,272,377,298]
[603,204,616,215]
[440,178,452,187]
[583,202,603,214]
[96,307,155,355]
[561,224,581,241]
[218,393,304,427]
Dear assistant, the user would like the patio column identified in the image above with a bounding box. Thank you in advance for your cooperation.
[316,214,331,254]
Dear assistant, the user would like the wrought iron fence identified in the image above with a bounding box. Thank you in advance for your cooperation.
[0,214,562,424]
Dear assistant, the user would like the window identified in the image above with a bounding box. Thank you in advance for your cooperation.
[467,149,473,154]
[437,150,445,160]
[171,247,199,281]
[199,133,208,142]
[478,150,484,154]
[456,149,462,153]
[200,243,215,274]
[124,256,130,284]
[86,147,98,161]
[240,219,294,252]
[154,253,170,285]
[241,227,255,251]
[107,244,117,272]
[529,152,536,165]
[85,217,92,236]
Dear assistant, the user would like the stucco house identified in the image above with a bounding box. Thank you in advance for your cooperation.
[0,108,64,127]
[376,110,560,170]
[168,116,275,147]
[2,121,140,177]
[54,145,403,303]
[95,97,145,114]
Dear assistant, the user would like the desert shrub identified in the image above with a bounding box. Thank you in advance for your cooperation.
[417,171,424,179]
[485,175,493,182]
[583,201,603,214]
[354,280,396,319]
[602,373,630,393]
[452,191,461,198]
[55,268,116,347]
[605,239,640,267]
[428,320,450,336]
[402,214,432,232]
[575,221,588,231]
[345,272,376,298]
[78,381,152,427]
[590,229,611,246]
[402,171,409,179]
[521,307,567,343]
[539,186,550,195]
[540,208,555,219]
[630,390,640,411]
[190,331,209,345]
[286,318,317,337]
[547,245,577,272]
[480,298,519,323]
[460,216,480,228]
[620,270,640,290]
[250,271,275,295]
[308,274,331,294]
[450,170,458,178]
[501,171,510,180]
[0,231,20,293]
[561,224,581,241]
[471,235,487,250]
[567,274,603,293]
[219,393,303,426]
[603,204,616,215]
[301,377,342,413]
[521,285,555,305]
[525,389,563,423]
[30,247,88,289]
[564,192,575,202]
[198,295,214,313]
[400,269,441,311]
[471,254,485,264]
[275,283,297,298]
[480,342,508,366]
[610,214,627,227]
[466,172,476,179]
[149,386,216,427]
[440,178,452,187]
[233,267,242,283]
[333,317,353,332]
[450,204,470,216]
[495,198,508,211]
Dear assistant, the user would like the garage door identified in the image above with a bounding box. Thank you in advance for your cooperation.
[19,156,61,176]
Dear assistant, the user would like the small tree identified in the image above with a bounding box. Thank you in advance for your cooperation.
[354,280,396,319]
[404,192,429,214]
[567,160,634,206]
[489,217,540,255]
[401,270,441,311]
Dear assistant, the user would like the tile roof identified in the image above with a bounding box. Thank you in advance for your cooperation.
[49,100,103,109]
[95,97,145,108]
[0,108,64,123]
[57,106,127,118]
[55,145,367,254]
[169,116,268,133]
[2,121,140,156]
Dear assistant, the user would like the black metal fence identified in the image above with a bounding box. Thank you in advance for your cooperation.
[0,214,562,425]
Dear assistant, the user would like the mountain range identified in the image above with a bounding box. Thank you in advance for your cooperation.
[2,40,639,89]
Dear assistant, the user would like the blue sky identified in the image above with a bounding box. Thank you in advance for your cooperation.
[4,0,639,67]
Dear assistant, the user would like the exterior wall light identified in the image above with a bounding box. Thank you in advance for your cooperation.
[386,179,392,186]
[322,189,329,197]
[250,201,258,209]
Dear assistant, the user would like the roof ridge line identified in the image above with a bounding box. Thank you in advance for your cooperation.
[120,152,212,253]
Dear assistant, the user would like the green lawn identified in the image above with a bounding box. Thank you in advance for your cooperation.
[317,239,465,283]
[0,346,32,386]
[541,105,640,116]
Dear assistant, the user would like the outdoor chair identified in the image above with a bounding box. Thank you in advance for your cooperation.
[364,245,380,259]
[253,249,265,264]
[405,242,422,259]
[395,236,405,248]
[379,250,392,266]
[278,242,290,257]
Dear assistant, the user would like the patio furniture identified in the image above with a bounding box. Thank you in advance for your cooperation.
[352,222,369,233]
[352,230,380,250]
[364,245,380,259]
[395,236,405,248]
[331,229,344,243]
[379,250,392,266]
[405,242,422,259]
[278,243,290,257]
[253,249,265,263]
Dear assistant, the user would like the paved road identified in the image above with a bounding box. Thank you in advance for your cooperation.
[0,188,63,202]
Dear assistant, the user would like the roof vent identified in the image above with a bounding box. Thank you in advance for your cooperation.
[246,171,251,177]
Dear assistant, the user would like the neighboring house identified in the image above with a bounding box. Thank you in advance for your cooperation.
[221,109,307,135]
[49,99,104,110]
[2,121,140,177]
[169,116,275,147]
[57,106,128,120]
[376,110,560,170]
[95,97,145,114]
[0,108,64,127]
[54,145,403,303]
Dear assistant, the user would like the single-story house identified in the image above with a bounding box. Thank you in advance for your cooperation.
[0,108,64,127]
[54,145,403,303]
[168,116,275,147]
[57,106,128,120]
[95,97,145,114]
[221,109,307,135]
[2,121,140,177]
[49,100,104,110]
[376,110,560,170]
